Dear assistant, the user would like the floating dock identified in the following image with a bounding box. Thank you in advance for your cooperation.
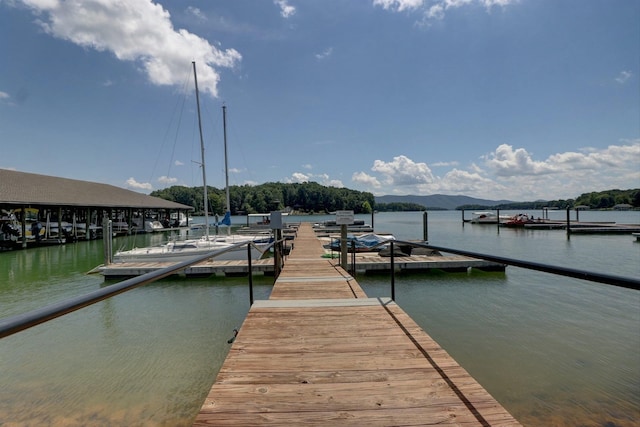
[193,223,520,426]
[97,251,505,278]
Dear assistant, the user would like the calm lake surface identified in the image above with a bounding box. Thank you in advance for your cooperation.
[1,210,639,426]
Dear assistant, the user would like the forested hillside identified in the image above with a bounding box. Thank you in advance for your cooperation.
[152,183,639,214]
[458,189,639,210]
[150,182,374,215]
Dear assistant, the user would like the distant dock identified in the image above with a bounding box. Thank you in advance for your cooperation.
[193,223,521,426]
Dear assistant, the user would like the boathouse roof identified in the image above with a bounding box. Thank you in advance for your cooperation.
[0,169,192,210]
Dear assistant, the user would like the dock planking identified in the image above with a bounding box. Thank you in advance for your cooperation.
[193,223,521,426]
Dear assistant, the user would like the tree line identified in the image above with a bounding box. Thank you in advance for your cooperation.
[150,182,375,215]
[457,188,639,211]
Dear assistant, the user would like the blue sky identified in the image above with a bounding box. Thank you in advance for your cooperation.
[1,0,638,201]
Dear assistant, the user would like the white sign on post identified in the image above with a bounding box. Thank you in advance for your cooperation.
[335,210,354,225]
[270,211,282,229]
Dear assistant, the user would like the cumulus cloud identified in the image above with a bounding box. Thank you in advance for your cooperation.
[289,172,309,183]
[286,172,344,187]
[174,160,184,166]
[157,175,177,184]
[353,141,639,200]
[126,177,152,190]
[17,0,241,97]
[485,143,640,178]
[484,144,553,176]
[352,171,381,188]
[274,0,295,18]
[372,155,435,185]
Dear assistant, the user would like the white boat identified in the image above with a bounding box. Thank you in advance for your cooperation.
[170,212,189,227]
[112,234,269,263]
[132,217,165,233]
[114,63,270,263]
[469,211,511,224]
[470,212,499,224]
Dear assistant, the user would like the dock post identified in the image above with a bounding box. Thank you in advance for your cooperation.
[390,240,395,301]
[497,209,501,232]
[103,219,113,265]
[350,240,356,275]
[340,224,348,270]
[247,244,254,305]
[461,209,465,226]
[20,205,27,248]
[566,207,571,238]
[273,231,281,279]
[423,211,428,242]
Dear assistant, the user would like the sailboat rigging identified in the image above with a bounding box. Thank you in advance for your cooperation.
[112,62,271,263]
[193,61,210,237]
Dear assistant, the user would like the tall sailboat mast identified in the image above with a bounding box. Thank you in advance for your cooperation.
[192,61,209,237]
[223,105,231,223]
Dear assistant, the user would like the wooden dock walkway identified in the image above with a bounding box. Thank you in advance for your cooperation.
[193,223,520,426]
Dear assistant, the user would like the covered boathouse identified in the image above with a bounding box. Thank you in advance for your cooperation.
[0,169,193,248]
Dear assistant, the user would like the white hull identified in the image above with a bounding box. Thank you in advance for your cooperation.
[113,236,270,263]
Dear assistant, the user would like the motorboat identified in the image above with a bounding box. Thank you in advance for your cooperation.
[503,214,535,227]
[324,233,395,252]
[470,212,499,224]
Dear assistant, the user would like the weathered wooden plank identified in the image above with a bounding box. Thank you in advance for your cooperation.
[193,223,521,426]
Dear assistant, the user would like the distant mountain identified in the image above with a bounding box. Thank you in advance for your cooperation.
[375,194,514,210]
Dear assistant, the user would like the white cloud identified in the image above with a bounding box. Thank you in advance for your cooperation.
[0,91,9,101]
[315,173,344,188]
[485,143,640,178]
[274,0,296,18]
[372,155,435,185]
[302,163,313,170]
[186,6,206,21]
[286,172,343,187]
[352,171,381,188]
[18,0,241,98]
[615,70,632,84]
[174,160,184,166]
[431,160,459,167]
[354,141,640,200]
[374,0,517,21]
[157,175,177,184]
[485,144,553,176]
[126,177,152,190]
[373,0,425,12]
[315,47,333,60]
[289,172,309,183]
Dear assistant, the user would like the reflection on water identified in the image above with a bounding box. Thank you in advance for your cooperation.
[1,211,639,426]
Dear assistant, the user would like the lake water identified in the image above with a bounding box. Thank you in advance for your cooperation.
[1,210,638,426]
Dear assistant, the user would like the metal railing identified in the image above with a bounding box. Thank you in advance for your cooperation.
[0,238,287,340]
[340,239,640,301]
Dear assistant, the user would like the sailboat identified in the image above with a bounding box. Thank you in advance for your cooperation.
[113,63,270,264]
